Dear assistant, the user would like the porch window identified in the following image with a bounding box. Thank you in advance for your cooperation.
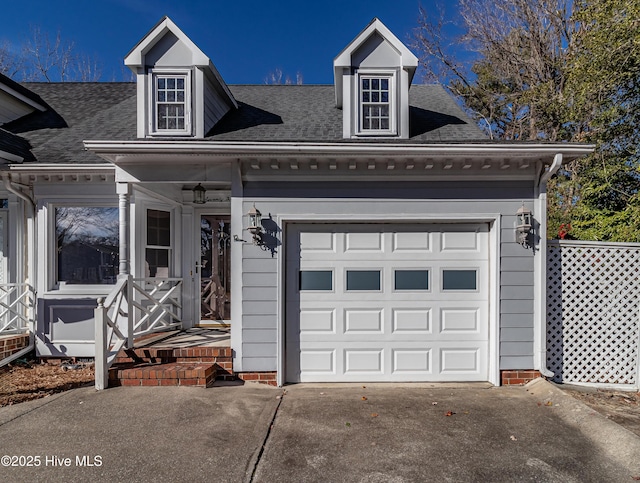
[146,209,172,278]
[55,207,119,285]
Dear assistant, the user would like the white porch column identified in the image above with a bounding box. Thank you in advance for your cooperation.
[117,182,131,276]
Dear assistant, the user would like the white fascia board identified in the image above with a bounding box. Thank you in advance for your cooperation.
[124,16,209,68]
[0,150,24,163]
[0,84,47,112]
[8,163,114,174]
[84,140,595,163]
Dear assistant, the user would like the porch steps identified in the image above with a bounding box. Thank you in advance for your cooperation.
[108,346,233,388]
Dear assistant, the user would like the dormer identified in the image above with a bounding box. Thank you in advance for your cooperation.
[334,18,418,139]
[125,17,237,139]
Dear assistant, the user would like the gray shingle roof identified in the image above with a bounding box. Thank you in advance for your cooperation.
[5,82,486,164]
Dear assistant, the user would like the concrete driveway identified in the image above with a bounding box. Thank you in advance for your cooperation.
[254,380,640,482]
[0,379,639,482]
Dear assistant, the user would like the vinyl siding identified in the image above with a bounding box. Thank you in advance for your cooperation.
[499,217,535,368]
[240,247,278,369]
[238,179,538,374]
[203,75,231,135]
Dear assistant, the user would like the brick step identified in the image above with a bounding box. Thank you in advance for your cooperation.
[114,346,232,364]
[109,362,217,387]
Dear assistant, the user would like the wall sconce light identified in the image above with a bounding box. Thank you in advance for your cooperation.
[516,204,532,248]
[247,204,263,245]
[192,183,207,204]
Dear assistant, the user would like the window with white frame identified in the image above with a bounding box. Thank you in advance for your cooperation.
[145,209,172,278]
[55,206,119,285]
[358,74,395,135]
[151,72,191,135]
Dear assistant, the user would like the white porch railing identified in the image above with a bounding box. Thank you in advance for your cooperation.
[95,276,183,390]
[0,283,35,336]
[0,283,35,367]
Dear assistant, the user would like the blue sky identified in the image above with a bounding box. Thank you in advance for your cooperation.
[2,0,458,84]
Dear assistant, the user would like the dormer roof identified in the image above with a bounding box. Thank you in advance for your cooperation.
[125,16,209,68]
[333,18,418,108]
[124,16,237,110]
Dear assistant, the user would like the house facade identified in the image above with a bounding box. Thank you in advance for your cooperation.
[0,17,592,386]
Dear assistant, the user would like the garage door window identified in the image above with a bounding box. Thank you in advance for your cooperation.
[394,270,429,290]
[346,270,381,291]
[300,270,333,291]
[442,269,477,290]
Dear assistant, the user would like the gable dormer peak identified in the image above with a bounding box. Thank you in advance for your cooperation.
[124,16,209,69]
[333,18,418,109]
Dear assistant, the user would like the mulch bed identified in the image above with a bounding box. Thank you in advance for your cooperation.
[0,360,94,407]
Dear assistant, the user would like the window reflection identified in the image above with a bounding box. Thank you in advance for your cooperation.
[56,207,119,285]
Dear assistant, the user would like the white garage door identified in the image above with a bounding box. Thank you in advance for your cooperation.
[285,223,490,382]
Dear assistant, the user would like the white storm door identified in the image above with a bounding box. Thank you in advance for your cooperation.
[198,214,231,324]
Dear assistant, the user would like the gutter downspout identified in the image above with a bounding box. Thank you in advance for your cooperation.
[2,173,36,363]
[536,153,563,378]
[540,152,563,184]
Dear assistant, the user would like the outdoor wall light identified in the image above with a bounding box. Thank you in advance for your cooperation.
[516,204,533,248]
[247,204,263,245]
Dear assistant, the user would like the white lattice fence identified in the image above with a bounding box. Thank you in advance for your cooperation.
[547,240,640,388]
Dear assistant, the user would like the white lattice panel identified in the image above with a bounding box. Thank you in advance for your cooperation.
[547,241,640,387]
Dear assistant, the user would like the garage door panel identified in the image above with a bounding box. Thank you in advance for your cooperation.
[287,223,490,383]
[392,232,432,252]
[440,347,483,374]
[392,309,432,333]
[299,231,336,252]
[299,309,336,333]
[440,230,482,252]
[345,232,384,251]
[392,349,432,373]
[344,309,383,333]
[344,349,383,374]
[299,349,336,374]
[440,308,480,333]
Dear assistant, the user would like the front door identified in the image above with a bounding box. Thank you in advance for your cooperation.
[198,215,231,325]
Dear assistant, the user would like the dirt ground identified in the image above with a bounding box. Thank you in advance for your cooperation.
[0,360,94,407]
[560,384,640,438]
[2,361,640,441]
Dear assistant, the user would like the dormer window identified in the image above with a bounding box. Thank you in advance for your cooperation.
[359,74,395,134]
[149,70,192,135]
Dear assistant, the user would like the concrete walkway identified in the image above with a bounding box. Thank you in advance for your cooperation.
[1,379,639,482]
[0,383,280,482]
